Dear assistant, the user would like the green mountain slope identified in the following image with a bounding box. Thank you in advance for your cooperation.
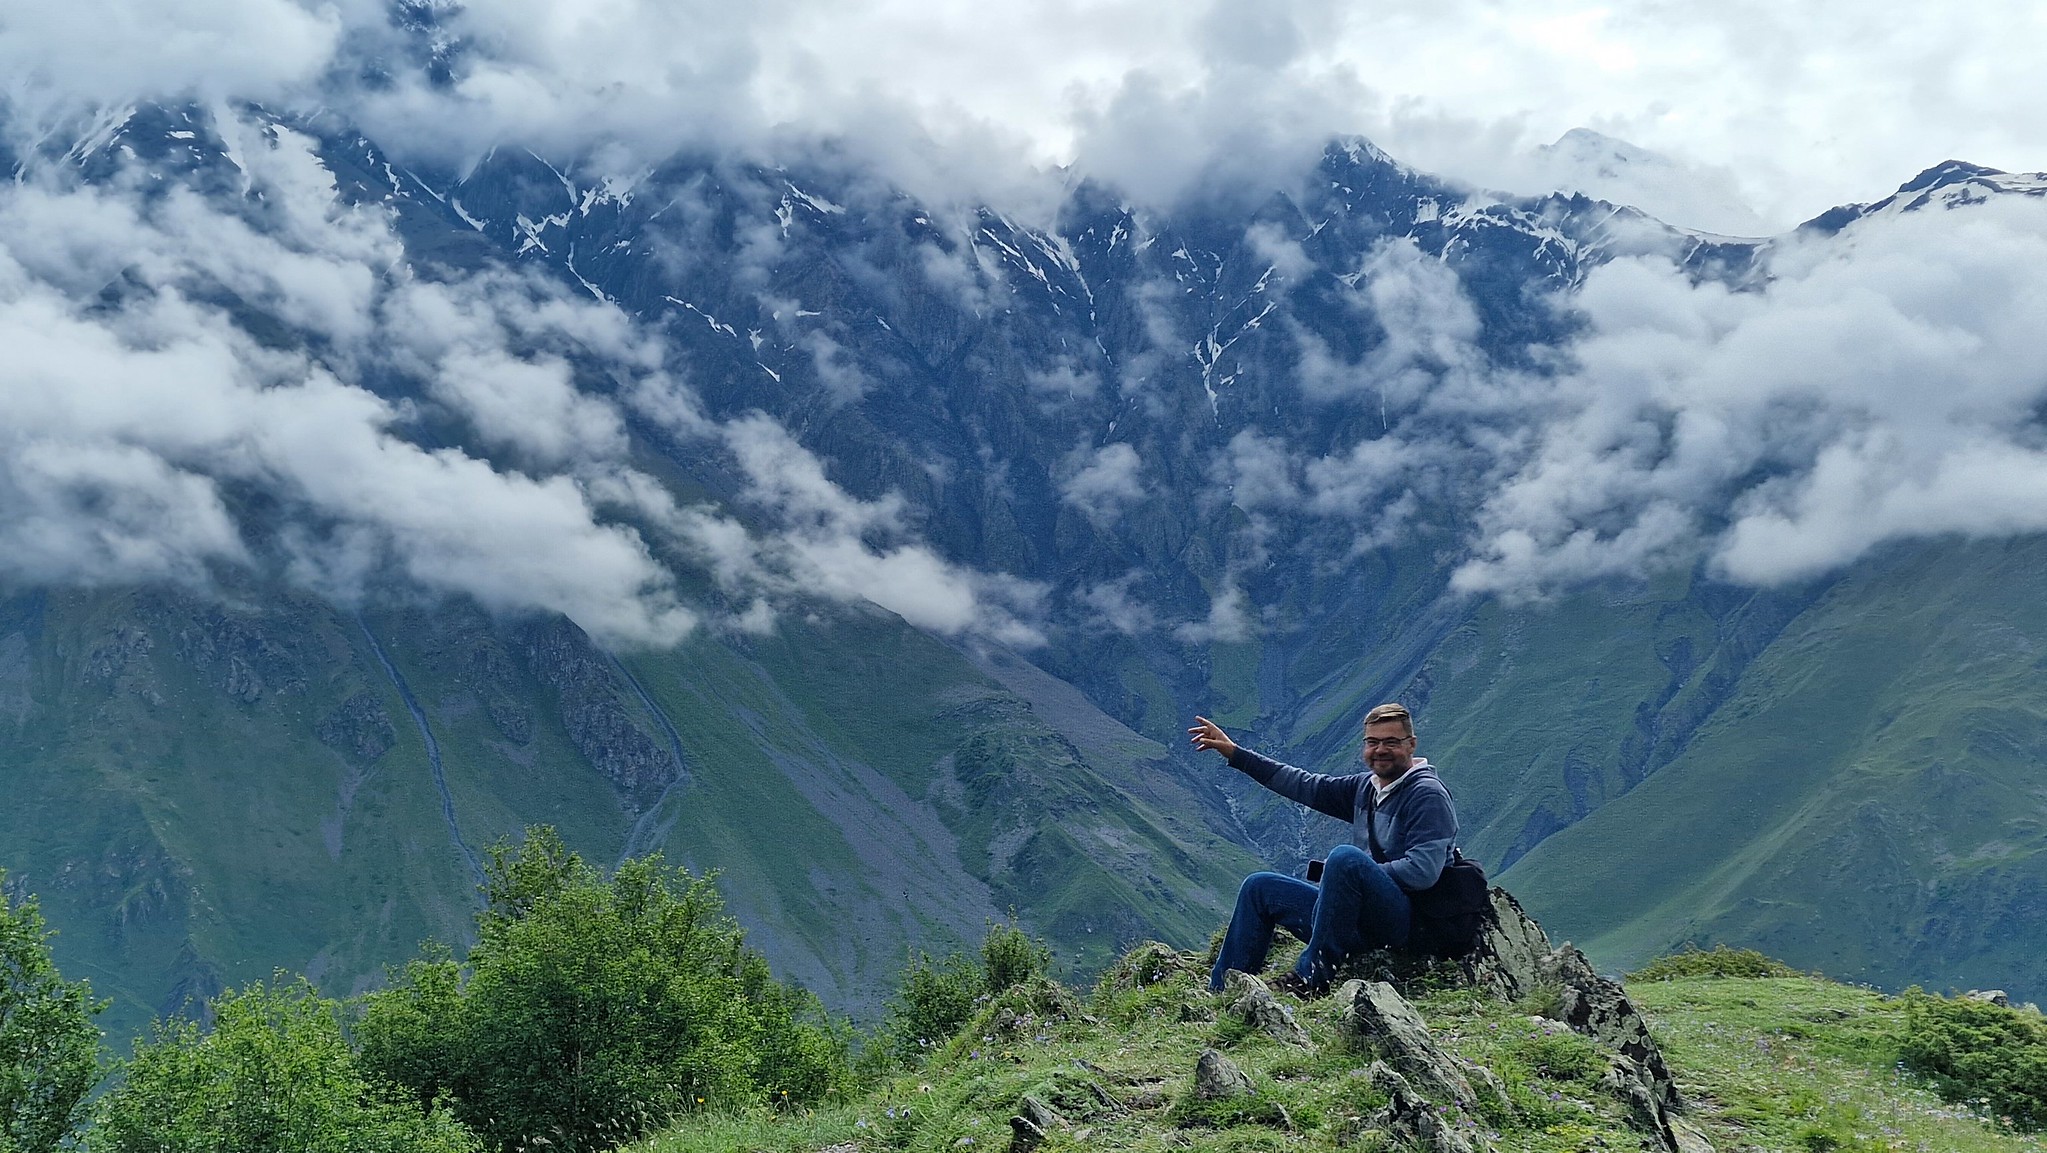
[1493,537,2047,995]
[0,586,1255,1040]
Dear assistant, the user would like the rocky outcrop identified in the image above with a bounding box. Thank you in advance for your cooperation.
[1454,888,1709,1150]
[1335,980,1505,1116]
[1220,971,1311,1046]
[1356,1062,1477,1153]
[519,616,684,811]
[1193,1049,1253,1100]
[1602,1053,1714,1153]
[1550,944,1677,1109]
[315,691,397,762]
[1463,887,1557,1001]
[1006,1094,1064,1153]
[173,608,307,704]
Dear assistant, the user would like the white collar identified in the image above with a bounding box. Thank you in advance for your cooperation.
[1372,758,1429,800]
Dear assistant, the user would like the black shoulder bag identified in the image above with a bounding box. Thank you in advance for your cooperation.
[1364,784,1490,959]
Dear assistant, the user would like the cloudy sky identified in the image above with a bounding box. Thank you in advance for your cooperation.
[5,0,2045,232]
[5,0,2047,647]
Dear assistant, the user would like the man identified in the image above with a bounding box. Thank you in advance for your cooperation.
[1188,702,1457,997]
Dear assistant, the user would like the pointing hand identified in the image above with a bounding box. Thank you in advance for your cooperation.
[1187,716,1238,760]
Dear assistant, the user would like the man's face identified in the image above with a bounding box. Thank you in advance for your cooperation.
[1361,721,1414,782]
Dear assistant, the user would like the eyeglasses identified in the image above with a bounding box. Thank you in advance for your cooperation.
[1362,737,1411,749]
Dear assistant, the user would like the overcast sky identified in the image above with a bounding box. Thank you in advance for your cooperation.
[5,0,2045,232]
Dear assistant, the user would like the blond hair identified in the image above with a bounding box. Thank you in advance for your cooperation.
[1363,702,1413,737]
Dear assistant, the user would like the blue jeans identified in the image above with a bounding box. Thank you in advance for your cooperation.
[1209,844,1411,991]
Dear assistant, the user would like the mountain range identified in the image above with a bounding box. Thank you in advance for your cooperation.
[4,92,2046,1039]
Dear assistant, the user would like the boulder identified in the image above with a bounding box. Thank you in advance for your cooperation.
[1361,1062,1477,1153]
[1966,989,2011,1008]
[1006,1094,1064,1153]
[1603,1054,1717,1153]
[1336,980,1481,1111]
[1193,1048,1253,1100]
[1221,970,1312,1046]
[1550,945,1678,1109]
[1461,887,1556,1002]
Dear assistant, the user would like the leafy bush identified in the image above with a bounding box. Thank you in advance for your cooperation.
[94,977,477,1153]
[981,918,1051,992]
[1630,945,1798,981]
[357,827,848,1152]
[875,920,1058,1068]
[879,950,983,1064]
[0,876,104,1153]
[1897,989,2047,1130]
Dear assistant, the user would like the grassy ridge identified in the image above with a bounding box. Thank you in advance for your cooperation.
[625,946,2047,1153]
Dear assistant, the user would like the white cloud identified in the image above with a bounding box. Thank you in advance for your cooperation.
[1173,582,1253,644]
[705,414,1049,644]
[1220,429,1300,511]
[1243,220,1315,284]
[0,106,695,645]
[5,0,2047,230]
[1060,442,1148,526]
[1451,192,2047,595]
[1078,572,1159,636]
[0,0,341,124]
[1024,361,1102,404]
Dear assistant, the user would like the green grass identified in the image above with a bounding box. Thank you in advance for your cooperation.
[1635,976,2047,1152]
[625,948,2047,1153]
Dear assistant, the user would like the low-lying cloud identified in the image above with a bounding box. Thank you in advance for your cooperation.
[0,104,1047,648]
[1443,193,2047,595]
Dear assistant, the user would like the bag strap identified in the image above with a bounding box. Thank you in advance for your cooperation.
[1363,783,1385,862]
[1364,776,1463,869]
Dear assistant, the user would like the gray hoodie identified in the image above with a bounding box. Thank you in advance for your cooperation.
[1227,746,1459,892]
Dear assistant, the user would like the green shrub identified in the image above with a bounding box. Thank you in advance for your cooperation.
[981,917,1051,992]
[1630,945,1798,981]
[0,875,105,1153]
[880,950,984,1063]
[94,977,477,1153]
[357,827,848,1152]
[1897,989,2047,1130]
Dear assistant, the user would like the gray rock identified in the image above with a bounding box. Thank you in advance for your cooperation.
[1362,1061,1476,1153]
[1336,980,1479,1110]
[1464,1060,1515,1119]
[1966,989,2011,1008]
[519,616,685,810]
[1221,970,1312,1046]
[1603,1054,1717,1153]
[1550,945,1679,1109]
[1193,1048,1253,1100]
[1672,1116,1717,1153]
[1462,887,1556,1002]
[1007,1094,1063,1153]
[315,691,397,762]
[1603,1054,1668,1139]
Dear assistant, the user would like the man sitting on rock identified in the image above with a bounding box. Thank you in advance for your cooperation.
[1189,702,1457,997]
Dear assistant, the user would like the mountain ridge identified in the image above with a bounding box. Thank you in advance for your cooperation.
[6,97,2047,1037]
